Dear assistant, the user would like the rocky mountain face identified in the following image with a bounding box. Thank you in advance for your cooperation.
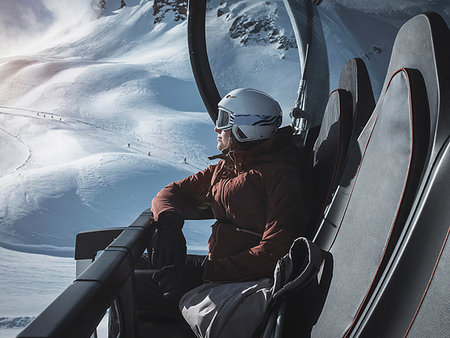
[93,0,296,50]
[215,1,297,50]
[227,12,296,49]
[152,0,187,24]
[151,0,297,50]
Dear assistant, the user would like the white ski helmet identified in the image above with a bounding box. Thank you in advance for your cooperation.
[216,88,282,142]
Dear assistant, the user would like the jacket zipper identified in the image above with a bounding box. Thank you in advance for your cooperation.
[234,226,263,238]
[220,178,231,211]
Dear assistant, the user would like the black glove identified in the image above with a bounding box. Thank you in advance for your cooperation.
[152,256,206,299]
[150,212,186,269]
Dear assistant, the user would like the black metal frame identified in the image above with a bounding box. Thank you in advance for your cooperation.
[187,0,221,123]
[17,210,155,338]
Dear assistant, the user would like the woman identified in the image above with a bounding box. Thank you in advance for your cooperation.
[149,88,308,299]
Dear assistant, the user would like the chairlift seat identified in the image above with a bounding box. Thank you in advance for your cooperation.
[304,57,375,237]
[312,12,448,337]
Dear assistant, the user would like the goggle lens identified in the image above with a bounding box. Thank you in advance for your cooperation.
[216,109,232,130]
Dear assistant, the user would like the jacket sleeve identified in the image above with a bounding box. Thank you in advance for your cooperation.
[202,166,308,282]
[151,164,216,222]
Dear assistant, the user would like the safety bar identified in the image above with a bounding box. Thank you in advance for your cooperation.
[17,209,155,338]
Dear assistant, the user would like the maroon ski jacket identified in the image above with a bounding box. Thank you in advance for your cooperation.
[151,127,308,282]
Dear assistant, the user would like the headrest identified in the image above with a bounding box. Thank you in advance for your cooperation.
[338,58,376,148]
[381,12,450,155]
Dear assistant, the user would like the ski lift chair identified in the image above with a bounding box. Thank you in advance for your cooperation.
[256,57,376,338]
[311,12,449,337]
[349,12,450,337]
[303,57,375,238]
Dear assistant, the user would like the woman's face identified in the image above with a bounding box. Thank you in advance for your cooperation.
[215,127,232,151]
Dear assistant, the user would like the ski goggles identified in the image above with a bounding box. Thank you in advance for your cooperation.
[216,109,282,130]
[215,108,233,130]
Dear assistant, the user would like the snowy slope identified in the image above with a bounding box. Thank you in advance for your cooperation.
[0,0,300,256]
[0,246,74,329]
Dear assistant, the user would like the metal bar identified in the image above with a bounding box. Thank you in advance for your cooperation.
[187,0,221,123]
[18,209,155,338]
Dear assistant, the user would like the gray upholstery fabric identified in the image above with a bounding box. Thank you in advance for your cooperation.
[312,68,428,337]
[307,89,352,236]
[338,58,375,150]
[359,141,450,337]
[312,12,449,337]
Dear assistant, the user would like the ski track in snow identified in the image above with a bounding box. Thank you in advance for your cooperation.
[0,93,214,254]
[0,104,205,172]
[0,124,31,174]
[0,93,213,257]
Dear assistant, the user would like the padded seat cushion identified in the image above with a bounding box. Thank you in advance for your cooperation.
[312,68,430,337]
[305,89,352,236]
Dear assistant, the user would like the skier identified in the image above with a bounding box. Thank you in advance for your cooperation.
[133,88,308,335]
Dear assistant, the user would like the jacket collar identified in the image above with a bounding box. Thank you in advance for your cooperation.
[208,126,299,169]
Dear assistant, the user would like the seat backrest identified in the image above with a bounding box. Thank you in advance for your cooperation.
[304,89,352,236]
[338,57,376,151]
[305,58,375,237]
[311,13,440,337]
[357,141,450,338]
[348,13,450,338]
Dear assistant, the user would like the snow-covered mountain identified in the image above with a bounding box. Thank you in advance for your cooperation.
[0,0,300,257]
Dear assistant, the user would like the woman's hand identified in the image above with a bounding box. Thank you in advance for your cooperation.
[152,257,205,299]
[149,213,186,268]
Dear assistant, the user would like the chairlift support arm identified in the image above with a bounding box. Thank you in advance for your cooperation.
[188,0,221,123]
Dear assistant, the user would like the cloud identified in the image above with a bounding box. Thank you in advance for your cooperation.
[0,0,96,57]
